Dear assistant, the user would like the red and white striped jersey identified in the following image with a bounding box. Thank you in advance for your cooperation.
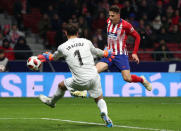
[107,18,135,55]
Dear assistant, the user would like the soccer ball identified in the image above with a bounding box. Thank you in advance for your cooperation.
[27,56,42,71]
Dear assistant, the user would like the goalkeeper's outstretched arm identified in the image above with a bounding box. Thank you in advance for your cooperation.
[89,41,115,60]
[38,46,64,62]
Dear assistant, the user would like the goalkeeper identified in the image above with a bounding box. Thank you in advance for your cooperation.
[37,24,114,127]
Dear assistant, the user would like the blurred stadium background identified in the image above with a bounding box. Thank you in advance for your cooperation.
[0,0,181,131]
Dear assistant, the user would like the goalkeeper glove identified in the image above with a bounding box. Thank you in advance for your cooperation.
[103,47,115,62]
[37,52,53,62]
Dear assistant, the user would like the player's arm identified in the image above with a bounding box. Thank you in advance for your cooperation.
[126,22,141,54]
[90,44,104,57]
[89,41,115,62]
[88,41,114,57]
[130,30,140,64]
[126,22,141,64]
[37,46,63,62]
[52,46,64,60]
[130,30,141,54]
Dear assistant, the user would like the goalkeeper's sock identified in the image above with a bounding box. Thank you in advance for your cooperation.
[50,87,65,105]
[131,75,143,83]
[97,99,108,115]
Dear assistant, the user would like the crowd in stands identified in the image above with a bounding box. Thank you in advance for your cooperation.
[30,0,181,45]
[0,0,180,66]
[0,24,32,61]
[0,49,9,72]
[33,0,181,60]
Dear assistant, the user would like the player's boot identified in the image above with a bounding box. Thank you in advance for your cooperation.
[39,94,55,108]
[70,90,87,98]
[140,76,152,91]
[101,112,113,127]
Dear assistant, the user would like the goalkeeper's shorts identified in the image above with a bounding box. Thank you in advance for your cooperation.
[64,74,102,98]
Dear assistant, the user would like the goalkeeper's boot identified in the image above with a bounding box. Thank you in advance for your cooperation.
[39,94,55,108]
[70,90,87,98]
[101,112,113,127]
[140,76,152,91]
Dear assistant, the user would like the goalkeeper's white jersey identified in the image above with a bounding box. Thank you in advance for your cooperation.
[53,38,104,84]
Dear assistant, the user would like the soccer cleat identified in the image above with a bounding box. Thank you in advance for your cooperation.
[70,90,87,98]
[101,112,113,127]
[140,76,152,91]
[39,94,55,108]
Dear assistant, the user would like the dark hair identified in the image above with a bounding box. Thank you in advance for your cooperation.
[109,5,120,13]
[0,49,4,54]
[17,36,26,44]
[3,39,9,44]
[66,24,78,36]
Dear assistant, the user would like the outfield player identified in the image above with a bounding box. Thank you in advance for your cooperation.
[38,24,114,127]
[96,5,152,91]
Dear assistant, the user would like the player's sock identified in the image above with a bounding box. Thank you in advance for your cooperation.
[50,87,65,105]
[97,99,108,115]
[131,75,143,83]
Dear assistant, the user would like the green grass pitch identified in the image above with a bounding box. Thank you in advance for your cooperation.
[0,97,181,131]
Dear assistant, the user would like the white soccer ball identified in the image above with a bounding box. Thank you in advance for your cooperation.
[27,56,42,71]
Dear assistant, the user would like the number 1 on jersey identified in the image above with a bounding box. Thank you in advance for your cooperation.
[74,50,83,65]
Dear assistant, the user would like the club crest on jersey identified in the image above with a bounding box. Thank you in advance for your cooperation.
[117,27,122,35]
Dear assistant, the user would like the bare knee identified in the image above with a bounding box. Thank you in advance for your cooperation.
[122,70,132,82]
[96,62,108,73]
[58,81,67,91]
[94,94,103,103]
[123,76,132,83]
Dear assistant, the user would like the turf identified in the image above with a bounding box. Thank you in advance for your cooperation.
[0,97,181,131]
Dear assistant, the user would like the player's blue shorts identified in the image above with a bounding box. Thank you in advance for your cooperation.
[99,54,130,72]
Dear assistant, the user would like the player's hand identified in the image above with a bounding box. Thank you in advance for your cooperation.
[103,47,115,62]
[37,52,53,62]
[132,54,139,64]
[37,54,46,62]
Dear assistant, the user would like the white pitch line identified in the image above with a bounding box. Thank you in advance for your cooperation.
[41,118,173,131]
[0,118,39,120]
[0,118,174,131]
